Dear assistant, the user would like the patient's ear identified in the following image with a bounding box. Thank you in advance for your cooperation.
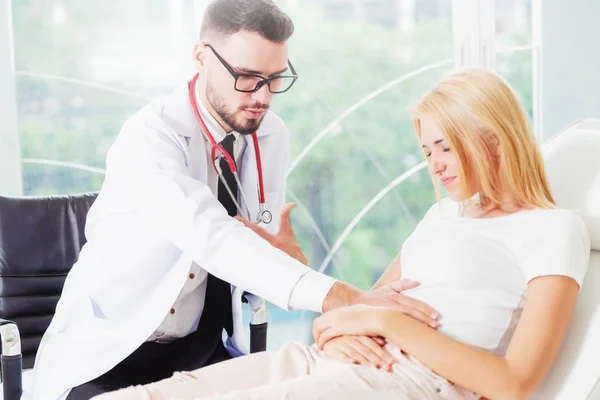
[492,135,501,157]
[479,128,501,159]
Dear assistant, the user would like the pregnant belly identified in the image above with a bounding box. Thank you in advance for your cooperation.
[400,286,513,352]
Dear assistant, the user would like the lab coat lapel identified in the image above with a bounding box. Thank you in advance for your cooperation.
[163,82,208,181]
[161,82,198,139]
[186,134,208,182]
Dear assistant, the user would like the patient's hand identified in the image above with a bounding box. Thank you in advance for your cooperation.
[323,335,394,372]
[313,304,392,348]
[235,203,308,265]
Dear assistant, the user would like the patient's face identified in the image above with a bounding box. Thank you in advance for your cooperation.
[420,118,465,201]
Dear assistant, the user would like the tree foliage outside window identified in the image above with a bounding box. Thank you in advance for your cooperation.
[11,0,534,348]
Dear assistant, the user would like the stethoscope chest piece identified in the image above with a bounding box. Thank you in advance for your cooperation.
[260,210,273,225]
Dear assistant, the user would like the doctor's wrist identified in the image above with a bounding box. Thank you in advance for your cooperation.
[322,282,362,312]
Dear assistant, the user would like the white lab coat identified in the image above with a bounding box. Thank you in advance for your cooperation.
[30,83,313,400]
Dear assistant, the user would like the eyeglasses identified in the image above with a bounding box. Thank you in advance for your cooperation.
[204,43,298,94]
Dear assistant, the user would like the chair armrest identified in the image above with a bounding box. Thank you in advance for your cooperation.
[242,293,268,353]
[0,319,23,400]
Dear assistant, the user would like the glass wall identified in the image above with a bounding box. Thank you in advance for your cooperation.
[12,0,197,194]
[2,0,554,350]
[267,0,453,348]
[494,0,536,128]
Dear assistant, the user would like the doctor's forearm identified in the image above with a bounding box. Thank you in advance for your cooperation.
[288,271,337,313]
[381,313,527,400]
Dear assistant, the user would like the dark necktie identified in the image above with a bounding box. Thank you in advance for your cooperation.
[217,134,238,217]
[200,133,236,340]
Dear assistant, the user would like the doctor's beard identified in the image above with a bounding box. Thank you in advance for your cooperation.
[207,84,269,135]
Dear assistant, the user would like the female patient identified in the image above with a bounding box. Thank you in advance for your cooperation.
[97,69,590,400]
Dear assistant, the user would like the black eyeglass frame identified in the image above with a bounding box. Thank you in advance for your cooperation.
[204,43,298,94]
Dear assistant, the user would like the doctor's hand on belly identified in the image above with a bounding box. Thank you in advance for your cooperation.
[235,203,308,265]
[318,280,439,370]
[369,280,440,329]
[324,279,440,329]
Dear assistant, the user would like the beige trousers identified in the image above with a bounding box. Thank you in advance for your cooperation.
[93,342,479,400]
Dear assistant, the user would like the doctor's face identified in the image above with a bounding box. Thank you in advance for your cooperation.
[419,118,468,201]
[195,31,291,135]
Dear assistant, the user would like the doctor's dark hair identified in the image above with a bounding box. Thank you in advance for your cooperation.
[200,0,294,43]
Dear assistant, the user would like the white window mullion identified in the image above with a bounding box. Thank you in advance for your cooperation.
[451,0,496,70]
[531,0,544,141]
[451,0,480,69]
[0,0,22,195]
[478,0,496,70]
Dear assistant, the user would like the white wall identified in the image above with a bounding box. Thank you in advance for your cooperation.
[541,0,600,139]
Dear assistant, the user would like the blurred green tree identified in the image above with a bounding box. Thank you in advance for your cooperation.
[12,0,535,346]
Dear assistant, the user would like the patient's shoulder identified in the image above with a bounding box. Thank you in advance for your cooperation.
[525,207,588,235]
[528,208,589,247]
[518,208,590,287]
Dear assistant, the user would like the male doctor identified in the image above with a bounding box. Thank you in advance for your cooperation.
[31,1,438,399]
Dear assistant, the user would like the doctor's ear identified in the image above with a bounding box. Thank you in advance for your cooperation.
[193,41,209,69]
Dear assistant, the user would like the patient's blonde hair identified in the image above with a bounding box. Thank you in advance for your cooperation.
[412,68,555,209]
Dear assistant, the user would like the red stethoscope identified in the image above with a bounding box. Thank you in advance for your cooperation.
[189,73,272,225]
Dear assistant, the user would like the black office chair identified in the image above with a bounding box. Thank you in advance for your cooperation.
[0,192,267,400]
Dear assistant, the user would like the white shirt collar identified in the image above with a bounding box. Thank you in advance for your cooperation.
[194,78,239,144]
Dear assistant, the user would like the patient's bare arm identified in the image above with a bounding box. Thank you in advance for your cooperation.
[314,276,580,400]
[321,278,438,371]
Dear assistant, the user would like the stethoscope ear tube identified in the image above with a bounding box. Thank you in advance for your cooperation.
[211,143,237,174]
[189,73,271,224]
[214,160,251,221]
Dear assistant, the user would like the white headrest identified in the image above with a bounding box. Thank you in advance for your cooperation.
[542,119,600,251]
